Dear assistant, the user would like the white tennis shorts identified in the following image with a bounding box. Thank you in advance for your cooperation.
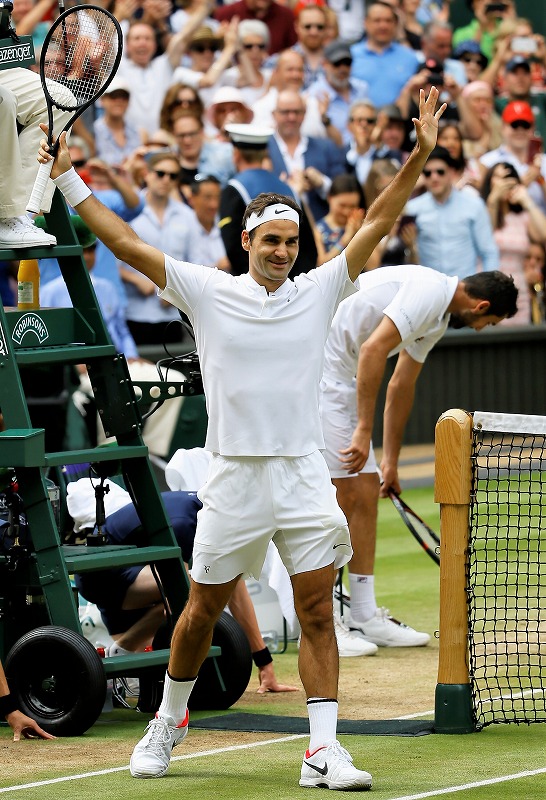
[190,450,352,584]
[320,378,377,479]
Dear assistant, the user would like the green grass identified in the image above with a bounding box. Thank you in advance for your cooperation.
[1,486,546,799]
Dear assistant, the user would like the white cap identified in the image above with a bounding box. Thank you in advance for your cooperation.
[103,76,131,96]
[225,123,274,148]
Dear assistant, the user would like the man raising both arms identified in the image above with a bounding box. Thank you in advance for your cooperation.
[38,88,445,792]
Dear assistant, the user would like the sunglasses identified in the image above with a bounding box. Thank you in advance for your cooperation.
[153,169,179,179]
[243,42,266,50]
[173,97,199,106]
[461,55,483,64]
[332,58,352,68]
[72,159,87,168]
[509,120,532,130]
[350,116,377,125]
[191,43,219,53]
[423,167,446,177]
[302,23,325,30]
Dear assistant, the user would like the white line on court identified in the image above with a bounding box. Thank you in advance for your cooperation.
[0,734,307,793]
[387,767,546,800]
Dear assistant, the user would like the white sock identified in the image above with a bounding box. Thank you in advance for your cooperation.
[157,672,196,725]
[307,698,338,753]
[108,643,132,657]
[349,573,376,623]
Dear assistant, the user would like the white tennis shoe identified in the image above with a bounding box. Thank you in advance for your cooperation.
[346,607,430,647]
[300,740,372,790]
[334,610,378,657]
[0,216,56,247]
[130,711,189,778]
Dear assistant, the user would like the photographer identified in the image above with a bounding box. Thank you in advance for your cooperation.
[453,0,516,62]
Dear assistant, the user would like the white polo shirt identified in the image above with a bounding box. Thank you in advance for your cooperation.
[159,253,355,456]
[323,264,458,385]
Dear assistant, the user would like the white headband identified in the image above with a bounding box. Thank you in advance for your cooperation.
[245,203,300,233]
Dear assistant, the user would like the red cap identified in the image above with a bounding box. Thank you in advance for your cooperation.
[502,101,534,125]
[293,0,327,17]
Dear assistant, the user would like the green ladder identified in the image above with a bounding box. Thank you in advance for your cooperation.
[0,193,225,732]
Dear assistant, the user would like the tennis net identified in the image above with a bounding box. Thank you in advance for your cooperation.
[468,411,546,729]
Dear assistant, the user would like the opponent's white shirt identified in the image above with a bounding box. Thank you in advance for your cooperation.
[323,265,458,385]
[159,253,355,456]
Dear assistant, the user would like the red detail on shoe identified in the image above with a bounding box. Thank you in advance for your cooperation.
[178,709,189,729]
[305,745,327,758]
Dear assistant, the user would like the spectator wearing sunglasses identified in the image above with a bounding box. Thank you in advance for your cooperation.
[293,4,328,89]
[453,40,489,84]
[495,57,546,142]
[214,0,297,56]
[170,21,241,109]
[159,83,205,136]
[222,20,272,108]
[306,40,370,147]
[480,102,546,213]
[405,145,499,278]
[118,152,194,345]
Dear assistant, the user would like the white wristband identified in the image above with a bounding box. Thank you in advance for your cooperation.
[52,167,92,207]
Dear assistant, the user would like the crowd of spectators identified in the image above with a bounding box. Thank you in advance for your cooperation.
[3,0,546,329]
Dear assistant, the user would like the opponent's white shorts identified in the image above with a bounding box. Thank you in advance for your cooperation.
[320,378,377,479]
[191,450,352,584]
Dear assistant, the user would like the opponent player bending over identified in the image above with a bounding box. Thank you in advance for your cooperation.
[38,88,445,792]
[321,266,518,646]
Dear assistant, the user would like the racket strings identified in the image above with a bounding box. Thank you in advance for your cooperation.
[44,9,121,110]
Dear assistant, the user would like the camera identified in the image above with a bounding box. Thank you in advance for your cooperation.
[485,3,508,14]
[427,72,444,86]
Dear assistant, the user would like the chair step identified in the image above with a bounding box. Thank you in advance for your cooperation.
[63,544,181,572]
[102,646,222,676]
[0,244,83,261]
[15,344,116,365]
[45,444,148,467]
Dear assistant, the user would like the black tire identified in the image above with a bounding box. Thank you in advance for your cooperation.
[5,625,106,736]
[138,612,252,713]
[189,611,252,711]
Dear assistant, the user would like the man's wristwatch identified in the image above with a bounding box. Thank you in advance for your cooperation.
[322,115,332,127]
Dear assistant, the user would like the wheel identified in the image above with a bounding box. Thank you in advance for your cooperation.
[138,612,252,713]
[5,625,106,736]
[189,611,252,711]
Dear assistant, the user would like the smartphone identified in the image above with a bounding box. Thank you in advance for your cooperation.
[528,135,543,164]
[485,2,508,13]
[511,36,538,54]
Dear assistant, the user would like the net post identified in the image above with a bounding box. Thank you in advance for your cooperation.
[434,408,474,733]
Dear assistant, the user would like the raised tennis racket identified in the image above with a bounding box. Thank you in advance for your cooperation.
[388,489,440,565]
[26,4,123,214]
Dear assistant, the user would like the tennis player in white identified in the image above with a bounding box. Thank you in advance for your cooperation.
[38,88,445,792]
[321,267,518,647]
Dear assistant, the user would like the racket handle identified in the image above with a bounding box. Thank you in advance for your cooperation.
[26,159,54,214]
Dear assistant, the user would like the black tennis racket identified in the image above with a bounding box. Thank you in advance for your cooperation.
[27,4,123,214]
[388,489,440,565]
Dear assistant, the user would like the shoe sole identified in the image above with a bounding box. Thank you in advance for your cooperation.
[299,776,372,790]
[0,241,56,248]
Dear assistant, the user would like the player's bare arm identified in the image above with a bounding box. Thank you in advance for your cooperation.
[339,317,402,474]
[344,87,447,282]
[37,128,167,289]
[380,351,423,497]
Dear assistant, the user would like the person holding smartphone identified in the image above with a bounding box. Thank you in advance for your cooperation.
[453,0,516,62]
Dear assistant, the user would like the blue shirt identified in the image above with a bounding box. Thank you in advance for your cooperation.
[406,189,499,278]
[350,41,419,107]
[38,189,144,306]
[93,116,142,167]
[40,274,139,359]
